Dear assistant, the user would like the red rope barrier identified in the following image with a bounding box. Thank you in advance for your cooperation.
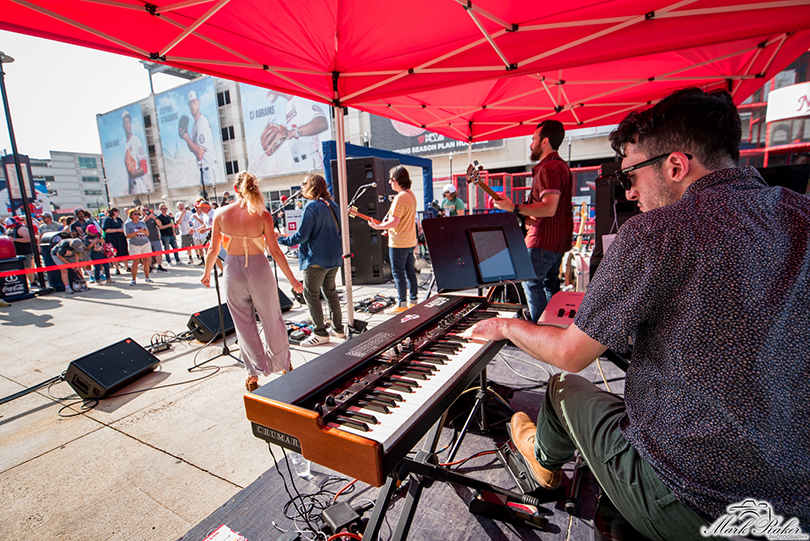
[0,244,208,278]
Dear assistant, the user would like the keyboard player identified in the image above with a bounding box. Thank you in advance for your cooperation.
[461,87,810,539]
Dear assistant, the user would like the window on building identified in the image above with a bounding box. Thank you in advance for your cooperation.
[143,114,152,128]
[48,190,58,196]
[217,90,231,107]
[224,160,239,175]
[153,174,161,189]
[78,157,97,169]
[45,175,54,182]
[222,125,236,141]
[84,190,103,196]
[82,176,101,182]
[148,145,156,157]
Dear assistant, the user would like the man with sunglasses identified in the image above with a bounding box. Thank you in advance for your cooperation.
[464,87,810,538]
[493,119,572,323]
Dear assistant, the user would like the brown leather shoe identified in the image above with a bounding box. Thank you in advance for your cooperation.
[245,377,259,392]
[509,412,562,490]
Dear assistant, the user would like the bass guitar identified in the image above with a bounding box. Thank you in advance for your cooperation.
[465,161,560,235]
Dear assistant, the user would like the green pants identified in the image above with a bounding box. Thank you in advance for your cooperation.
[535,373,708,541]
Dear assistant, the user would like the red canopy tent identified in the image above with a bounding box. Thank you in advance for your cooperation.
[2,0,810,316]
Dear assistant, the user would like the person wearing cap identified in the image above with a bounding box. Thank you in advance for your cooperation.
[440,183,465,217]
[191,198,213,265]
[51,237,86,293]
[180,90,219,188]
[84,223,113,285]
[38,213,61,236]
[122,109,150,195]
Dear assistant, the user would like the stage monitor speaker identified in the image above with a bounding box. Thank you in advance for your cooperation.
[188,303,235,343]
[278,288,293,313]
[331,156,399,284]
[65,338,159,399]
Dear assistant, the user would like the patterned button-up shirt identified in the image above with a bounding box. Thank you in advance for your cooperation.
[574,167,810,527]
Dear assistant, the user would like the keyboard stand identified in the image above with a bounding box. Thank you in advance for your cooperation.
[363,412,547,541]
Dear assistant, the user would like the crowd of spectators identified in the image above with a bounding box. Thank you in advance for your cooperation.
[2,202,219,294]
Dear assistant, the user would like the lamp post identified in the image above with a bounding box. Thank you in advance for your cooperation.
[198,160,207,200]
[0,51,50,294]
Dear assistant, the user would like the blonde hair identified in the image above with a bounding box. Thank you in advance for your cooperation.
[235,171,265,215]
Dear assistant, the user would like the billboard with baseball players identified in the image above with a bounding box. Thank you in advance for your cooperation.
[239,83,332,177]
[97,103,153,197]
[155,77,226,191]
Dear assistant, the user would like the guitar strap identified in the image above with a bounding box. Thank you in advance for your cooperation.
[321,198,340,231]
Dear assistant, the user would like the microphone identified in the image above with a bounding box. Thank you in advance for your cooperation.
[289,189,303,199]
[357,182,377,190]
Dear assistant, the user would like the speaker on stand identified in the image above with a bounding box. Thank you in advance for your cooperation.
[332,157,399,285]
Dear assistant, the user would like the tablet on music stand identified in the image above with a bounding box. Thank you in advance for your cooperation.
[421,212,535,293]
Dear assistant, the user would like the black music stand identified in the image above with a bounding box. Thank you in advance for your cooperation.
[421,212,536,459]
[189,251,241,371]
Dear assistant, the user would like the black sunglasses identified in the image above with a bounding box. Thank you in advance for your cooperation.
[616,153,692,191]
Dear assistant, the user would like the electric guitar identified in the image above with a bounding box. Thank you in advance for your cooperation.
[465,161,560,235]
[348,206,387,236]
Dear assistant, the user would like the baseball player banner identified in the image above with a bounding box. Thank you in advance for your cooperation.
[155,77,226,191]
[97,103,153,197]
[239,83,332,177]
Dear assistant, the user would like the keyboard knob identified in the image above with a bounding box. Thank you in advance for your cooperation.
[326,395,336,407]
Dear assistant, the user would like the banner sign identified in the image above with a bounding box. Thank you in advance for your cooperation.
[97,103,153,197]
[156,77,226,191]
[369,115,502,156]
[2,154,35,211]
[766,81,810,123]
[239,83,332,177]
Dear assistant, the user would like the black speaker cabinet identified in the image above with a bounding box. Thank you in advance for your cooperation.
[65,338,159,399]
[278,288,293,313]
[592,161,640,279]
[331,156,399,284]
[188,303,236,343]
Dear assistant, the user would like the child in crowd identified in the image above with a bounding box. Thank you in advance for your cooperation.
[85,224,113,284]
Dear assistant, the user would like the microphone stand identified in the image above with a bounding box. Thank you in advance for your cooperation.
[189,252,241,371]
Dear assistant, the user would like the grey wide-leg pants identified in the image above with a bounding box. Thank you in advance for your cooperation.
[223,254,290,376]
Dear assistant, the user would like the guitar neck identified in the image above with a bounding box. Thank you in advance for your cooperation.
[349,210,380,225]
[474,181,500,201]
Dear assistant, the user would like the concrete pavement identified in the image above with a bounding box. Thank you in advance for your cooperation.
[0,258,406,540]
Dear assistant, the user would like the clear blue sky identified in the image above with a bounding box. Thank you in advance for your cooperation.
[0,30,184,159]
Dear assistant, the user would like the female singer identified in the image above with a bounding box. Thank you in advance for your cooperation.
[201,171,303,391]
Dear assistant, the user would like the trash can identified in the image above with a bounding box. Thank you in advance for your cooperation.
[0,235,34,301]
[40,231,71,292]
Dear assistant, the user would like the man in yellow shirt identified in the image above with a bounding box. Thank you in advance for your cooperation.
[368,165,418,314]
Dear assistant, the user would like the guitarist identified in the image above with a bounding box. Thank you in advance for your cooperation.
[493,120,572,323]
[368,166,419,315]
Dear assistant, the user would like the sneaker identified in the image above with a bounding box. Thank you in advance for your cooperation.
[508,412,562,490]
[89,277,95,283]
[115,269,121,275]
[330,329,346,339]
[197,261,205,266]
[157,266,168,272]
[299,334,330,347]
[65,286,74,293]
[145,278,154,283]
[0,299,10,307]
[407,301,418,308]
[106,279,114,284]
[384,305,409,315]
[130,280,136,286]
